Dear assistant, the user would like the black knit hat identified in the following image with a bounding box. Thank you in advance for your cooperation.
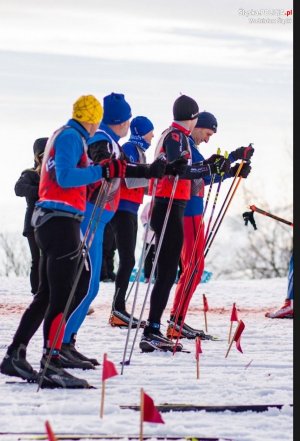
[196,111,218,133]
[33,138,48,156]
[173,95,199,121]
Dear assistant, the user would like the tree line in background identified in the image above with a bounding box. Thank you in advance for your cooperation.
[206,188,293,280]
[0,193,293,281]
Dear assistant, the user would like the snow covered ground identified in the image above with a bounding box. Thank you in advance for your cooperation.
[0,276,293,441]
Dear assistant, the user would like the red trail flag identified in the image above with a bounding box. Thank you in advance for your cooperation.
[45,421,58,441]
[230,303,238,321]
[203,294,209,312]
[202,294,209,332]
[195,336,202,361]
[233,320,245,353]
[100,353,118,418]
[142,390,164,423]
[228,302,239,343]
[102,354,118,381]
[140,389,164,441]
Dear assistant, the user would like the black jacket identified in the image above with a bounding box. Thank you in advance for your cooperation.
[14,168,40,236]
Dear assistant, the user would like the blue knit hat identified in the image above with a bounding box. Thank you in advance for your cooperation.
[196,111,218,132]
[130,116,154,136]
[102,93,132,125]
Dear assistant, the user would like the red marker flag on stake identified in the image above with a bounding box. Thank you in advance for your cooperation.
[45,421,58,441]
[233,320,245,353]
[195,336,202,360]
[225,319,245,358]
[143,391,165,423]
[100,353,118,418]
[140,389,164,441]
[230,303,238,321]
[202,294,209,332]
[203,293,209,312]
[102,354,118,381]
[228,302,239,343]
[195,336,202,379]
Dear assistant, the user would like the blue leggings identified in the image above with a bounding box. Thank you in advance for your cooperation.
[287,254,293,300]
[63,202,114,343]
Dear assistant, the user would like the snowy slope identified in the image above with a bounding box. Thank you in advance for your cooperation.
[0,276,293,441]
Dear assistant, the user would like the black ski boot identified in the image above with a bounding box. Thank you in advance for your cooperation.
[168,316,218,340]
[109,309,146,329]
[0,344,38,382]
[38,353,91,389]
[140,322,183,353]
[59,347,95,370]
[61,335,100,366]
[167,316,206,340]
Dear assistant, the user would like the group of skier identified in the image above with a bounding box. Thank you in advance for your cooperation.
[1,92,257,388]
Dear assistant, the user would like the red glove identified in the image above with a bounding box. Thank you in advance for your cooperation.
[100,158,127,180]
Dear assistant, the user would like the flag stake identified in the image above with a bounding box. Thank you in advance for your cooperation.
[228,303,238,343]
[225,320,244,358]
[195,336,201,380]
[140,388,144,441]
[203,294,208,332]
[45,420,58,441]
[228,321,233,344]
[100,353,107,418]
[225,332,236,358]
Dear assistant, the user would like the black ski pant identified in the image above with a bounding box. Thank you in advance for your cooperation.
[112,210,137,312]
[8,217,89,354]
[144,243,156,279]
[101,221,116,280]
[148,199,185,324]
[26,231,41,295]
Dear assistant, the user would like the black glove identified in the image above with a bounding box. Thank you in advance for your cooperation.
[100,158,127,180]
[230,144,254,161]
[165,156,188,176]
[146,156,167,178]
[229,161,252,178]
[242,211,257,230]
[209,157,231,175]
[202,154,223,165]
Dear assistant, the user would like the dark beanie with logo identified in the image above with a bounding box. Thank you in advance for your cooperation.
[196,111,218,133]
[173,94,199,121]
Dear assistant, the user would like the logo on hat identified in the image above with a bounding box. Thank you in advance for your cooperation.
[173,95,199,121]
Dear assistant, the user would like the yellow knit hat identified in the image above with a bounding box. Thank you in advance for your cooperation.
[72,95,103,124]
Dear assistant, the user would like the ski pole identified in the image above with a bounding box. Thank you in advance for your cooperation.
[174,154,251,351]
[204,166,244,258]
[125,233,155,303]
[171,151,228,350]
[204,143,253,250]
[249,205,293,227]
[204,159,243,251]
[178,162,245,330]
[120,179,158,374]
[124,152,167,303]
[37,180,112,391]
[122,175,179,369]
[169,166,217,341]
[72,180,110,260]
[203,153,228,245]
